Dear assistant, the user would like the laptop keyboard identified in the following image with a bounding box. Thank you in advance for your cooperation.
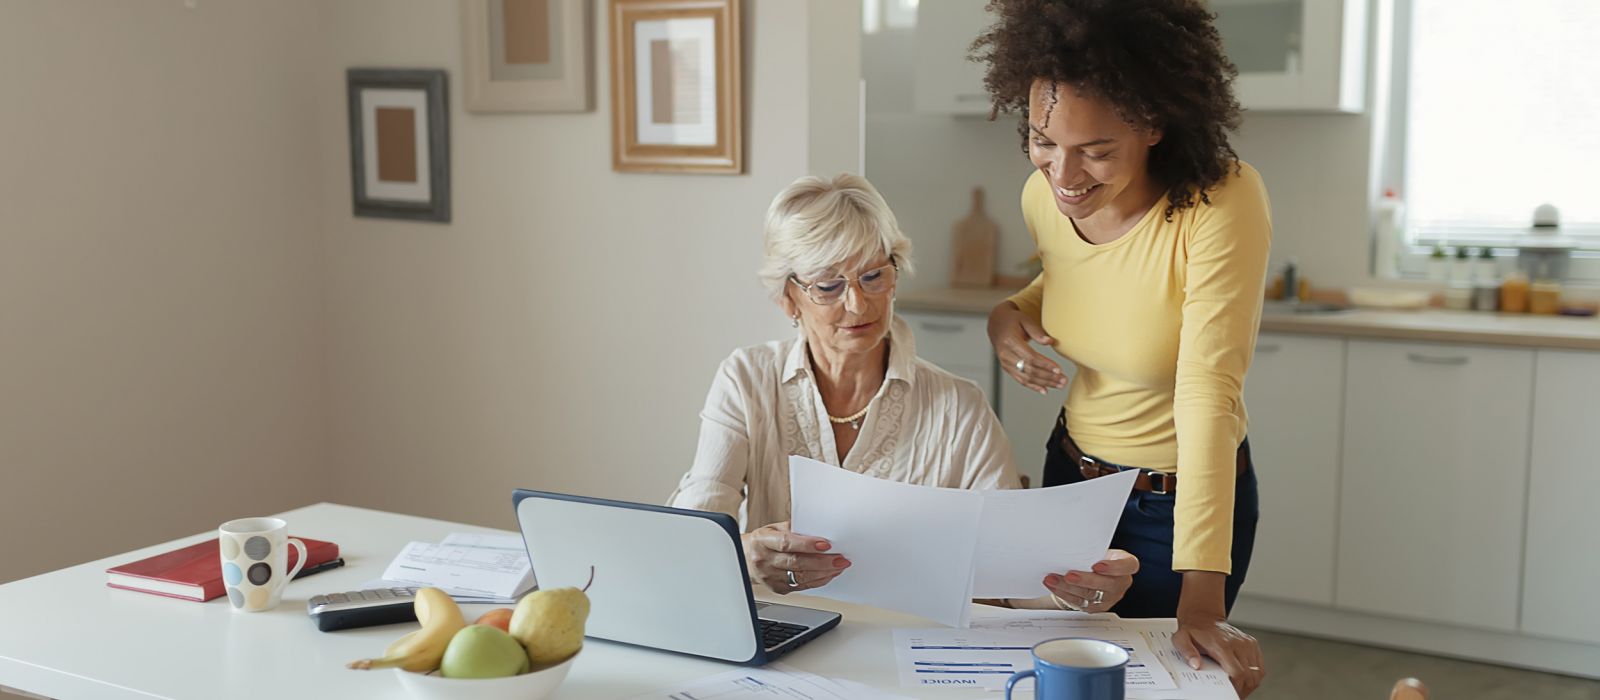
[759,619,810,650]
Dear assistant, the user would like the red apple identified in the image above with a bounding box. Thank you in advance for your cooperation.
[474,607,514,632]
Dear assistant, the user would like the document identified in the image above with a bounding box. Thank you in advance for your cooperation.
[789,456,984,628]
[891,624,1175,692]
[375,532,535,602]
[788,456,1136,625]
[626,663,914,700]
[938,608,1238,699]
[972,469,1138,597]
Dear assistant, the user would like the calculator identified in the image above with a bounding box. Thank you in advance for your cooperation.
[306,586,421,632]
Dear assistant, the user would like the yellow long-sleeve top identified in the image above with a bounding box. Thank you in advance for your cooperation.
[1009,161,1271,574]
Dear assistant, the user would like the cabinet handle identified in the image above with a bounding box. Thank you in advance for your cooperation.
[1255,343,1281,354]
[919,321,965,334]
[1406,352,1470,366]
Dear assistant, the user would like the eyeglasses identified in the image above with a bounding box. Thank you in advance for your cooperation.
[788,260,898,305]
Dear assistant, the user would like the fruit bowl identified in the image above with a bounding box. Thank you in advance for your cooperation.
[392,652,578,700]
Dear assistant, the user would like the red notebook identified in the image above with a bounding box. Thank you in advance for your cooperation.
[106,536,341,602]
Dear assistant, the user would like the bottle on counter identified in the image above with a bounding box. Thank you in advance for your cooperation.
[1374,189,1405,278]
[1282,259,1300,302]
[1473,247,1499,284]
[1501,273,1530,313]
[1530,280,1562,315]
[1470,248,1500,311]
[1427,245,1449,283]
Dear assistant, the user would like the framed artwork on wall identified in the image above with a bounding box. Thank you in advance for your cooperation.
[462,0,592,113]
[346,69,451,222]
[608,0,743,174]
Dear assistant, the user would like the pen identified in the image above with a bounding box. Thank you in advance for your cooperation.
[293,558,346,580]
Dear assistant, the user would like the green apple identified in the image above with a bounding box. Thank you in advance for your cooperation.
[439,624,530,679]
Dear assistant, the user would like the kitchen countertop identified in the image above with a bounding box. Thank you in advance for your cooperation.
[897,286,1600,351]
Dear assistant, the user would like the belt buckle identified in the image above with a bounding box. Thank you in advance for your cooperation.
[1145,470,1171,495]
[1079,455,1099,477]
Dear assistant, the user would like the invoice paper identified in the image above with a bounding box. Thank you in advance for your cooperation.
[789,456,984,628]
[966,608,1237,699]
[377,532,535,601]
[626,664,914,700]
[891,624,1176,692]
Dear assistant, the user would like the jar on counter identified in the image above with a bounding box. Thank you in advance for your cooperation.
[1529,280,1562,315]
[1501,273,1530,313]
[1472,285,1500,311]
[1443,285,1474,311]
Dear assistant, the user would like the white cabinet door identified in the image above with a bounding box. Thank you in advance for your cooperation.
[1521,350,1600,645]
[1238,333,1344,606]
[999,362,1073,490]
[1214,0,1366,112]
[1336,340,1533,632]
[911,1,995,115]
[899,311,995,403]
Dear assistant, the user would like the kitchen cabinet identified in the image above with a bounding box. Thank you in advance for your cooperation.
[899,311,995,400]
[1214,0,1367,112]
[998,360,1073,490]
[1521,350,1600,645]
[911,0,1366,115]
[910,1,994,115]
[1237,333,1344,605]
[1336,340,1533,632]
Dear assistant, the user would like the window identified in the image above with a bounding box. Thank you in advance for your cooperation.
[1398,0,1600,243]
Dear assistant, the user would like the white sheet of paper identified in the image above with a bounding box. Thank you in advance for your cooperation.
[972,469,1137,597]
[378,534,535,600]
[625,663,915,700]
[968,608,1237,699]
[789,456,983,628]
[891,624,1175,692]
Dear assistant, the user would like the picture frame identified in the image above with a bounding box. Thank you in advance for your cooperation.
[609,0,743,174]
[346,69,451,222]
[461,0,592,113]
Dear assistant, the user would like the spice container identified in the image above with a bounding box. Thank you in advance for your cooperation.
[1472,285,1500,311]
[1529,281,1562,315]
[1500,273,1529,313]
[1443,286,1474,311]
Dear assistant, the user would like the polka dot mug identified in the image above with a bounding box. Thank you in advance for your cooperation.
[217,517,308,612]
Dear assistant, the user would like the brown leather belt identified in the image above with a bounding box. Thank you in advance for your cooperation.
[1060,425,1247,495]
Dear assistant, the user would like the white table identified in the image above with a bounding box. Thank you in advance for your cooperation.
[0,503,1219,700]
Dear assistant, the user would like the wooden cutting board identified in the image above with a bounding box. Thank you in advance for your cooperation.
[951,187,998,288]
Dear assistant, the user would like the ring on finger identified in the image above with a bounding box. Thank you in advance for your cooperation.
[1091,589,1104,605]
[785,570,799,588]
[1015,358,1026,372]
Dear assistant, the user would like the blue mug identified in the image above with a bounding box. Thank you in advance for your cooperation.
[1004,637,1129,700]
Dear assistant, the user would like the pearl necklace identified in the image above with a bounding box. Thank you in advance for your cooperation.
[827,404,870,430]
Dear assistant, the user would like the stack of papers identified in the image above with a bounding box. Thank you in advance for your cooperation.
[366,532,535,604]
[894,609,1238,699]
[789,455,1137,627]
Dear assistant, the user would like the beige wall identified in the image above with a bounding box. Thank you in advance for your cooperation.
[0,0,862,586]
[0,1,330,584]
[318,1,860,530]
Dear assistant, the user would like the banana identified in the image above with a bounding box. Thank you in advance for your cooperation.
[347,588,466,673]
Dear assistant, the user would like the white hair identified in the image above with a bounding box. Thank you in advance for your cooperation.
[757,173,914,300]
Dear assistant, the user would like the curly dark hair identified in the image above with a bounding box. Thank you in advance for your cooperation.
[971,0,1243,220]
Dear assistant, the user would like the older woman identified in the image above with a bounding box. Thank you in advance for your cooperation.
[668,173,1136,612]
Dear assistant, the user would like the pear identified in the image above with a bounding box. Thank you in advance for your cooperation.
[509,567,593,668]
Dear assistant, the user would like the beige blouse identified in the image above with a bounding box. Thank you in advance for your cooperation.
[668,316,1023,531]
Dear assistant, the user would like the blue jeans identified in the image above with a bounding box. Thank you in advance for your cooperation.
[1042,413,1260,618]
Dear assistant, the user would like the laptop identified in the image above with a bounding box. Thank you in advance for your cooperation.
[511,489,842,665]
